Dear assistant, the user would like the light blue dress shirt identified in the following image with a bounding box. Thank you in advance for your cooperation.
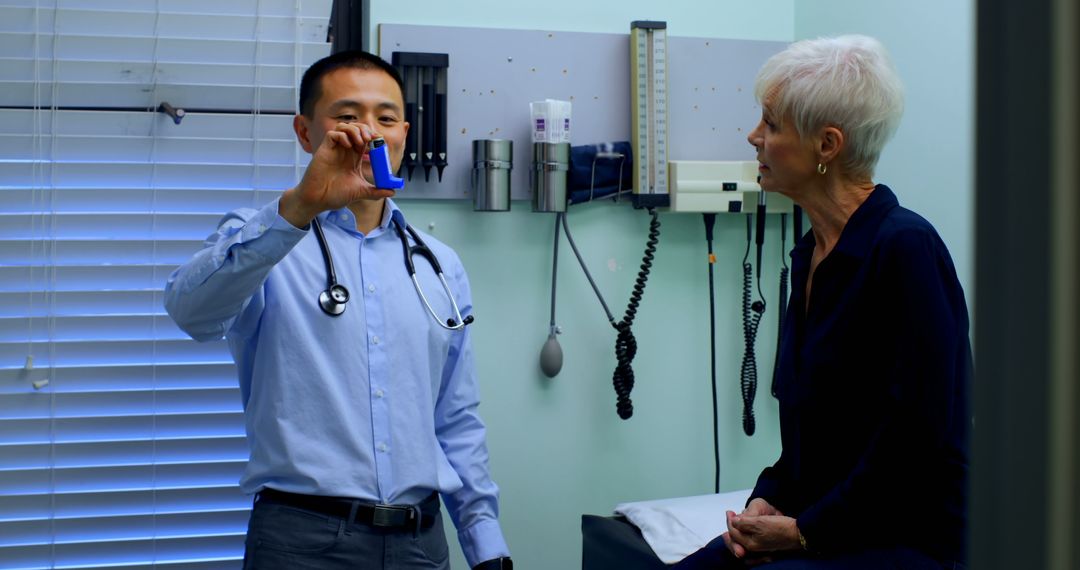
[164,197,509,566]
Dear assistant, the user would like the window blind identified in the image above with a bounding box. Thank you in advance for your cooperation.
[0,1,330,568]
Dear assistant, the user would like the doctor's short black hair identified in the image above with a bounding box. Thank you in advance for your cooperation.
[298,50,405,117]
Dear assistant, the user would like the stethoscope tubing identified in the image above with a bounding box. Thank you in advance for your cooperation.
[312,214,472,330]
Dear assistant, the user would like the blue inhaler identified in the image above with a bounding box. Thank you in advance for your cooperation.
[369,137,405,189]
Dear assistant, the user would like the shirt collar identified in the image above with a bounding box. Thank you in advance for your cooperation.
[792,184,899,260]
[318,198,407,235]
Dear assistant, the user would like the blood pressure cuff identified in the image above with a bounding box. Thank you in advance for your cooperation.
[568,141,634,205]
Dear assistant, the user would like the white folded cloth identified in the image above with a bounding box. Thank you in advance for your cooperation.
[614,488,753,564]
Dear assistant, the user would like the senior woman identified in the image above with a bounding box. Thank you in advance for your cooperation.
[677,35,971,570]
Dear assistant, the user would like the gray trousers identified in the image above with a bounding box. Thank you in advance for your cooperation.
[243,494,451,570]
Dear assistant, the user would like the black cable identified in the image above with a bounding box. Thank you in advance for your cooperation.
[771,214,789,398]
[312,217,337,286]
[740,215,765,436]
[550,213,562,333]
[611,208,660,420]
[703,213,720,493]
[560,213,615,323]
[560,208,659,420]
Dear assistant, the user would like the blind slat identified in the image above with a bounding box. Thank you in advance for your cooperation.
[0,485,249,522]
[0,109,299,139]
[0,83,297,112]
[0,388,241,419]
[0,437,248,471]
[3,0,331,18]
[0,213,224,240]
[0,59,298,88]
[0,339,232,367]
[0,188,261,214]
[0,413,244,445]
[0,240,204,265]
[0,510,249,547]
[0,364,237,389]
[0,31,329,65]
[0,461,248,495]
[0,315,191,341]
[0,266,188,293]
[0,7,328,44]
[1,534,244,570]
[0,162,298,188]
[0,135,297,165]
[0,265,186,291]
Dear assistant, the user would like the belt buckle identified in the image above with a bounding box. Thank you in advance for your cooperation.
[371,504,413,528]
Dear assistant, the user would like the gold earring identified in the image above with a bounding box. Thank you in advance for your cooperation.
[817,163,827,175]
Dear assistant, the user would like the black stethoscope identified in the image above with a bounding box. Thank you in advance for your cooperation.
[311,215,474,330]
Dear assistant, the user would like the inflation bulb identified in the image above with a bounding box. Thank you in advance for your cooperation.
[539,328,563,378]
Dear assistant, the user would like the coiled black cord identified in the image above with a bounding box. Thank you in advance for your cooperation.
[771,213,789,398]
[740,215,765,435]
[560,208,659,420]
[612,207,660,420]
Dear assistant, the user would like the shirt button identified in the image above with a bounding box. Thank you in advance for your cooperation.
[368,284,376,293]
[374,389,384,398]
[377,443,388,453]
[372,335,380,345]
[258,224,267,233]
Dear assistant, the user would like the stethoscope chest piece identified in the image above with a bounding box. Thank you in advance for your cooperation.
[319,283,350,316]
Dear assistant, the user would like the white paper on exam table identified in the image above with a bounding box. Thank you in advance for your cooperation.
[614,488,753,564]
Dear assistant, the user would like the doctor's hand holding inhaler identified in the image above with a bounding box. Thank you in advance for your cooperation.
[279,68,409,231]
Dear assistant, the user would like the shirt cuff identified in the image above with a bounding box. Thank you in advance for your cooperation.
[458,519,510,568]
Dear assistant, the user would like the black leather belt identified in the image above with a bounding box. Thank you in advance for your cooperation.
[258,488,438,531]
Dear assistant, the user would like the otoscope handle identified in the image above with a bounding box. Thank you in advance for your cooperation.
[370,137,405,189]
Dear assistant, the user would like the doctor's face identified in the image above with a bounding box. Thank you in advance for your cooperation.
[297,66,409,181]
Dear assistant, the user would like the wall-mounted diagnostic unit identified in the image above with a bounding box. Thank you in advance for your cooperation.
[667,160,792,214]
[630,21,670,209]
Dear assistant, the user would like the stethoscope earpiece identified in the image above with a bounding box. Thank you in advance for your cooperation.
[319,284,349,316]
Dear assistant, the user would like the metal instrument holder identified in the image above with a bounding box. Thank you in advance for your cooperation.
[472,139,513,211]
[391,51,450,183]
[532,142,570,213]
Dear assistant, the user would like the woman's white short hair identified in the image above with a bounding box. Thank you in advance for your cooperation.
[754,35,904,180]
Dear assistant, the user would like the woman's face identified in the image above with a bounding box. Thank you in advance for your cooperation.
[746,96,818,195]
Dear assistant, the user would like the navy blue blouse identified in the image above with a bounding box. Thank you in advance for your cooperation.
[749,185,972,564]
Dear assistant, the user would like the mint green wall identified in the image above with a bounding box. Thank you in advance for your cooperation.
[795,0,976,307]
[373,1,973,568]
